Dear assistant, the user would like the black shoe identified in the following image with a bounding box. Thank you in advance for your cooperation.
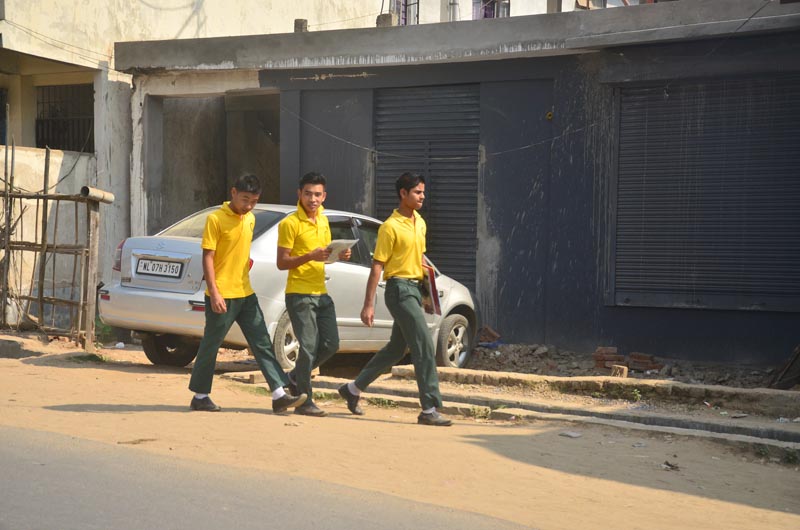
[272,392,307,414]
[294,402,328,417]
[417,410,452,426]
[285,371,299,397]
[338,384,364,416]
[190,396,221,412]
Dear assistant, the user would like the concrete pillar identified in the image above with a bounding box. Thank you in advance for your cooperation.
[376,13,397,27]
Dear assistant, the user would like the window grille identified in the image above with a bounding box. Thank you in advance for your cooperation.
[0,88,7,144]
[393,0,420,25]
[473,0,510,19]
[35,84,94,153]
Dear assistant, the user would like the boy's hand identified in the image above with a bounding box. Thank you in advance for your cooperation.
[338,248,351,261]
[360,304,374,327]
[308,247,332,262]
[210,293,227,314]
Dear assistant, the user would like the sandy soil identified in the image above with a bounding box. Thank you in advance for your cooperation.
[1,334,799,529]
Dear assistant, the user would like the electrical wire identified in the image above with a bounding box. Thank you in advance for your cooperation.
[309,12,382,28]
[2,20,121,73]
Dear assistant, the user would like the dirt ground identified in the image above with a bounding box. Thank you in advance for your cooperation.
[1,333,799,529]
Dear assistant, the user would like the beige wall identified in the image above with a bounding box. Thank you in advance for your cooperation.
[1,146,98,326]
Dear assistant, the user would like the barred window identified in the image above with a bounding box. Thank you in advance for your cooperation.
[36,84,94,152]
[473,0,510,19]
[0,88,7,144]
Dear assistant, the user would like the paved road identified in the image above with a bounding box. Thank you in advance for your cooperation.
[0,426,531,530]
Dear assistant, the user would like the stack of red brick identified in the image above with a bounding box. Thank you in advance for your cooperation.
[593,347,664,372]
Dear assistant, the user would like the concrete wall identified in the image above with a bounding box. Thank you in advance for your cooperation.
[3,0,446,282]
[265,31,800,364]
[129,70,261,237]
[225,92,281,204]
[1,146,98,327]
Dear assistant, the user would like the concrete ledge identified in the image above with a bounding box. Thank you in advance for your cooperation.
[392,366,800,418]
[490,408,800,454]
[224,369,800,444]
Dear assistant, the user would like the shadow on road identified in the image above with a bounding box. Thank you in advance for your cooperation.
[460,429,799,515]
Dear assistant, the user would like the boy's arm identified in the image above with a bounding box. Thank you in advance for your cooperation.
[276,246,332,270]
[360,260,384,327]
[203,249,226,314]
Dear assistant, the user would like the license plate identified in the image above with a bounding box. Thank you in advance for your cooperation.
[136,259,182,278]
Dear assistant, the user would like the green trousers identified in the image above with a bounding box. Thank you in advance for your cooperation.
[189,293,288,393]
[355,278,443,410]
[285,293,340,403]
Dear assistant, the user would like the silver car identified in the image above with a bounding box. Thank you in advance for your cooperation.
[99,205,478,369]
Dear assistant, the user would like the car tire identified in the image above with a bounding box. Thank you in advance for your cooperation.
[436,314,474,368]
[273,312,300,371]
[140,333,198,367]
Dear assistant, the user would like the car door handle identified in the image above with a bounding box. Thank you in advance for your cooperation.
[378,281,386,288]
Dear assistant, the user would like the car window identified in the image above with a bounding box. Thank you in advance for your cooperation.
[329,216,365,265]
[354,219,380,265]
[159,209,285,238]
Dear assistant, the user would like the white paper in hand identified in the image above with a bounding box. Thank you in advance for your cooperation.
[325,239,358,263]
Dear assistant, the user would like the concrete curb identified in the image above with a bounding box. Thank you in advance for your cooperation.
[392,366,800,418]
[222,369,800,445]
[305,376,800,444]
[490,408,800,452]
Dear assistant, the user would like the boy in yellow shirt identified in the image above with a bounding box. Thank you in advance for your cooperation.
[277,172,350,416]
[339,172,451,426]
[189,175,306,413]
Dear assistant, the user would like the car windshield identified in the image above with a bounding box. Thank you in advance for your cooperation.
[159,209,285,238]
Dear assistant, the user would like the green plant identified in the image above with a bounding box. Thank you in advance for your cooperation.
[365,397,398,408]
[68,353,107,363]
[754,444,770,458]
[94,316,117,344]
[469,407,491,420]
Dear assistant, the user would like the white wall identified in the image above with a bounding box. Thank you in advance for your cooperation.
[1,146,97,326]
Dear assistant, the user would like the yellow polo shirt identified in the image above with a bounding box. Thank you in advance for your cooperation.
[201,202,255,298]
[277,203,331,295]
[374,209,426,280]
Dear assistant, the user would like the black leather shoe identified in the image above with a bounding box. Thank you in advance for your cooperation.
[338,384,364,416]
[294,402,328,417]
[285,371,299,397]
[417,410,452,426]
[272,392,307,414]
[190,396,221,412]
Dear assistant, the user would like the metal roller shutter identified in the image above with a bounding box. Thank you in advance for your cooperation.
[614,74,800,311]
[374,85,480,290]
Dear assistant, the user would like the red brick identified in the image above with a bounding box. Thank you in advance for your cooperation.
[595,346,618,355]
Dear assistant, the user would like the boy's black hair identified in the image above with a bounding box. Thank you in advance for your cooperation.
[299,171,327,189]
[233,174,262,195]
[395,172,425,199]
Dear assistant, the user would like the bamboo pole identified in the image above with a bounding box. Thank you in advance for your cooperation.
[83,200,100,352]
[38,148,50,329]
[1,134,14,327]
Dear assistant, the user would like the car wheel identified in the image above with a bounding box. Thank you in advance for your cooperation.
[436,314,474,368]
[140,333,198,367]
[273,312,299,371]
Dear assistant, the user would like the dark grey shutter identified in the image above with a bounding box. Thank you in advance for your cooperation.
[374,85,480,289]
[614,74,800,311]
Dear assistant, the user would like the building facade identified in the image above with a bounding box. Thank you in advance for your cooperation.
[116,0,800,363]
